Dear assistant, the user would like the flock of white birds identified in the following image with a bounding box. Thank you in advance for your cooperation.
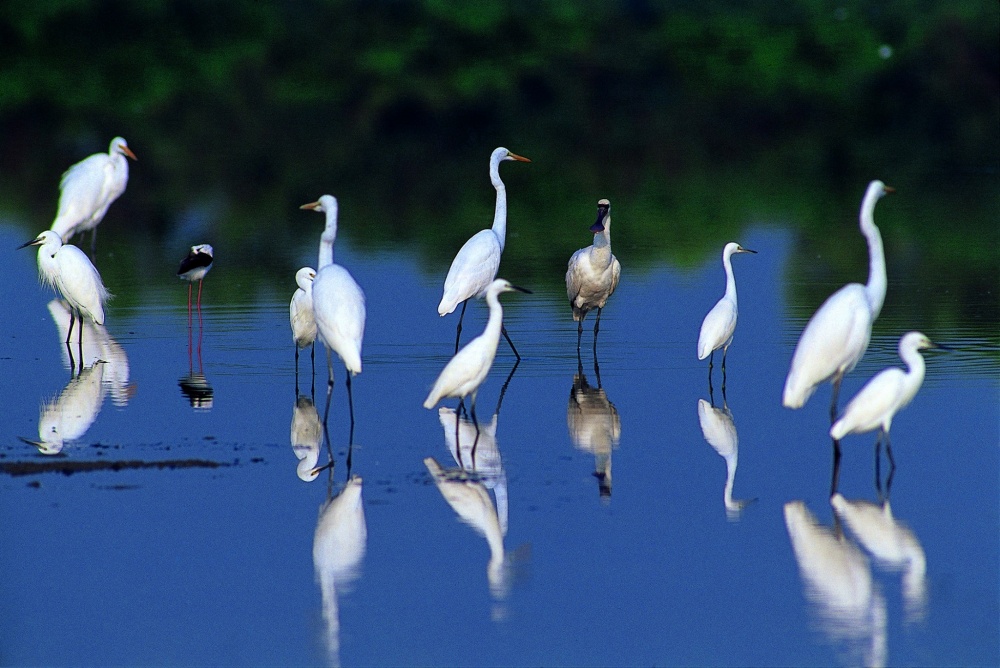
[21,139,941,479]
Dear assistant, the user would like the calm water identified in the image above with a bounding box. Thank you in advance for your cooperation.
[0,209,997,666]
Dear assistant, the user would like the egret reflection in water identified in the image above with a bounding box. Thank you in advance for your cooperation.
[831,494,927,624]
[567,355,620,500]
[784,500,888,668]
[313,475,367,668]
[24,361,106,455]
[291,395,323,482]
[696,397,754,520]
[47,299,132,405]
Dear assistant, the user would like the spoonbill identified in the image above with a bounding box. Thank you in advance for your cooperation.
[783,180,894,421]
[50,137,137,252]
[566,198,621,354]
[438,147,530,358]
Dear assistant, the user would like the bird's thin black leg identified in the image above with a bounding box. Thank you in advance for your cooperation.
[454,300,468,353]
[830,375,843,425]
[830,438,843,498]
[469,398,481,468]
[501,325,520,361]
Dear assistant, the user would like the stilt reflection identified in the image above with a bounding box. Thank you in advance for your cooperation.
[179,295,212,409]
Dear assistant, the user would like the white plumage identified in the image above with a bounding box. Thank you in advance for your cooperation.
[697,241,756,367]
[290,266,318,371]
[783,180,894,414]
[50,136,137,247]
[566,198,621,351]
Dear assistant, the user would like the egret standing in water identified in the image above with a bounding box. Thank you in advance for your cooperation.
[783,180,894,421]
[177,244,214,316]
[19,230,110,344]
[290,266,318,377]
[697,242,756,388]
[438,147,530,358]
[425,279,530,449]
[831,331,941,470]
[50,137,137,253]
[566,198,621,355]
[301,196,366,426]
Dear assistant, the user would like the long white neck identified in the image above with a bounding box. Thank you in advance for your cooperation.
[490,157,508,253]
[898,345,927,407]
[722,250,739,305]
[593,213,611,250]
[860,189,887,318]
[482,288,506,351]
[318,207,338,269]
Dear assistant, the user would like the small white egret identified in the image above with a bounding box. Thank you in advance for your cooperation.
[301,196,366,423]
[290,266,318,376]
[20,230,110,344]
[831,331,941,469]
[566,198,621,354]
[783,180,894,420]
[425,279,530,441]
[50,137,137,252]
[177,244,214,314]
[438,147,530,358]
[697,242,756,385]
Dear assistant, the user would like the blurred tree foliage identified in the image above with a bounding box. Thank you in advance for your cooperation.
[0,1,996,316]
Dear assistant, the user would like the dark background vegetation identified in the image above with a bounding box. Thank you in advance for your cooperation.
[0,1,996,328]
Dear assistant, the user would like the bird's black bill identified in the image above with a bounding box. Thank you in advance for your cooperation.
[512,285,533,295]
[17,238,41,250]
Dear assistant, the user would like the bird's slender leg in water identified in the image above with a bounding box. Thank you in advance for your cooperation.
[829,375,843,425]
[830,438,842,498]
[501,325,520,361]
[454,300,468,353]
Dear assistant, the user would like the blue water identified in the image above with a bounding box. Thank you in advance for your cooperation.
[0,220,996,667]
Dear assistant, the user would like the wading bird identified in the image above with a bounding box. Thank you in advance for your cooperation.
[783,180,893,421]
[566,198,621,354]
[20,230,110,344]
[697,242,756,388]
[438,147,530,358]
[50,137,137,252]
[290,266,318,376]
[830,332,941,470]
[177,244,214,314]
[425,279,530,450]
[301,196,366,424]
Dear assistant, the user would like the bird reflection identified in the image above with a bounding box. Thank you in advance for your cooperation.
[313,475,367,668]
[697,398,754,519]
[47,299,133,405]
[23,362,107,455]
[179,299,213,409]
[291,395,323,482]
[831,493,927,624]
[438,407,508,536]
[567,354,620,500]
[424,457,511,607]
[784,500,887,668]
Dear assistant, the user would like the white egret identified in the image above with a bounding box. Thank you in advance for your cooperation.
[301,196,366,423]
[783,180,894,420]
[697,242,756,384]
[50,136,137,252]
[20,230,110,344]
[290,266,318,376]
[830,331,940,469]
[438,147,530,358]
[566,198,622,354]
[425,279,530,442]
[177,243,214,314]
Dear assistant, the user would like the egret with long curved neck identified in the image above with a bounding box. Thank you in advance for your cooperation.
[697,241,756,390]
[301,195,366,430]
[438,147,530,358]
[783,180,893,421]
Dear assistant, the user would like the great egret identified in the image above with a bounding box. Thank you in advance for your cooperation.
[783,180,894,420]
[697,242,756,385]
[20,230,110,344]
[438,147,530,358]
[177,244,214,314]
[50,137,137,252]
[425,279,530,443]
[290,266,318,376]
[301,196,366,422]
[566,198,621,354]
[830,331,940,469]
